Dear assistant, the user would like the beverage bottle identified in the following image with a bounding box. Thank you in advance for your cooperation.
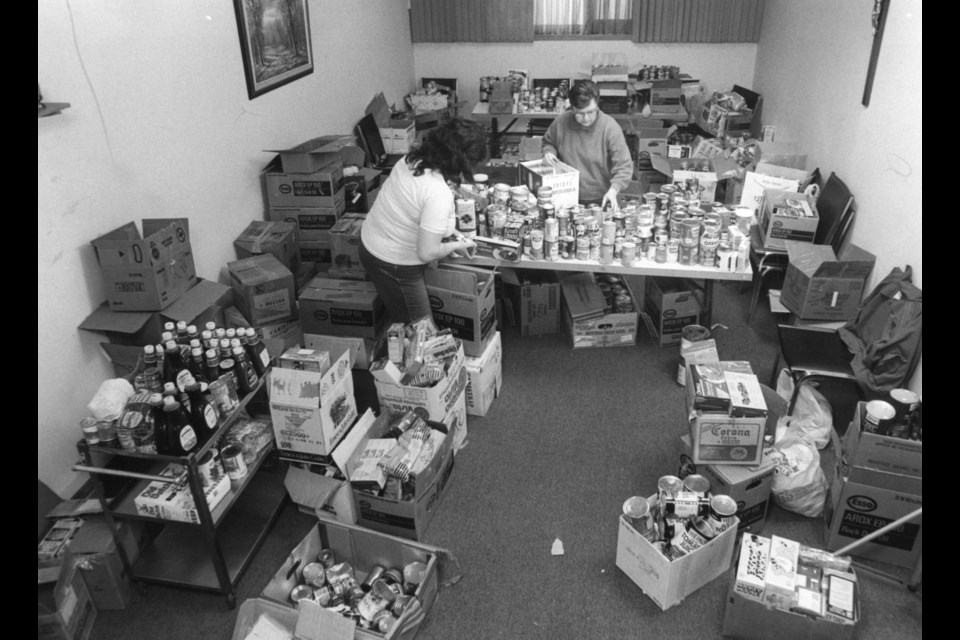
[226,328,237,341]
[201,330,215,350]
[162,396,198,456]
[185,380,219,443]
[186,324,200,345]
[150,393,171,455]
[163,340,188,387]
[232,346,259,395]
[155,343,166,371]
[218,357,240,395]
[161,331,175,345]
[215,327,227,341]
[204,348,221,382]
[205,321,217,334]
[189,347,208,383]
[164,379,191,413]
[244,328,271,378]
[219,338,233,362]
[175,321,190,345]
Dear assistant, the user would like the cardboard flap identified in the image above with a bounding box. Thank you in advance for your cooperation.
[366,92,392,127]
[560,273,606,321]
[755,162,809,183]
[267,135,355,156]
[786,242,837,276]
[142,217,189,238]
[332,409,379,479]
[834,244,877,278]
[424,265,480,295]
[269,367,322,409]
[304,276,378,293]
[79,303,153,334]
[98,342,142,377]
[296,599,356,640]
[283,466,342,511]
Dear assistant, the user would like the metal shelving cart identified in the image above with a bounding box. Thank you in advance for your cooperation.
[75,376,286,609]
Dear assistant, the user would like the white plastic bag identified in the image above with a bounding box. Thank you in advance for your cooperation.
[775,369,833,449]
[767,426,828,518]
[87,378,135,422]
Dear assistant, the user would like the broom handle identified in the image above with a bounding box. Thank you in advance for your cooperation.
[831,507,922,557]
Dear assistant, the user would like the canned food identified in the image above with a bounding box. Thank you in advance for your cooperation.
[381,568,404,586]
[663,491,710,519]
[562,235,576,259]
[708,494,738,533]
[392,594,416,617]
[80,417,101,445]
[290,584,314,605]
[302,562,327,588]
[317,548,336,568]
[314,585,334,607]
[327,562,356,587]
[373,609,396,633]
[403,561,428,596]
[658,475,683,502]
[361,565,385,592]
[221,442,248,480]
[863,400,897,434]
[621,241,637,267]
[622,496,657,540]
[575,236,591,260]
[358,579,396,621]
[889,388,920,424]
[682,474,710,497]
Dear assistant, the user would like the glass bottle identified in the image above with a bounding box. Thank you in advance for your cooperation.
[189,347,208,383]
[204,348,221,383]
[232,346,259,396]
[244,328,270,378]
[163,322,176,336]
[150,393,170,455]
[162,396,198,456]
[205,321,217,334]
[186,324,200,345]
[218,357,239,395]
[185,380,218,444]
[219,338,233,362]
[163,340,187,388]
[175,321,190,345]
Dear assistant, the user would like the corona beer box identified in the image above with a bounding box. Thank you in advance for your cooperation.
[684,363,766,466]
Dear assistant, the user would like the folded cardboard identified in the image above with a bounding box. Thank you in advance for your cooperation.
[680,435,776,532]
[559,273,606,323]
[262,156,346,208]
[824,431,922,569]
[616,507,739,611]
[38,549,97,640]
[560,273,640,349]
[230,598,298,640]
[228,253,297,326]
[298,276,385,340]
[780,242,876,321]
[80,277,233,352]
[374,341,468,423]
[234,219,300,274]
[284,463,358,525]
[90,218,196,312]
[464,331,502,417]
[502,268,561,337]
[424,263,497,357]
[758,188,820,250]
[304,333,376,370]
[842,402,922,479]
[267,135,363,174]
[269,351,358,464]
[643,276,703,347]
[259,518,444,640]
[365,92,417,156]
[519,159,580,207]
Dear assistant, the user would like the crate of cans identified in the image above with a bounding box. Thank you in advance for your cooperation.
[259,518,451,639]
[615,474,740,611]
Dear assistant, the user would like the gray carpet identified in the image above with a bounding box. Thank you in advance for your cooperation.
[88,280,921,640]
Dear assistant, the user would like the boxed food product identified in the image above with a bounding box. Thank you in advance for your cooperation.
[262,157,345,209]
[561,273,639,349]
[298,276,386,340]
[38,549,97,640]
[643,277,703,347]
[134,464,230,523]
[842,401,922,479]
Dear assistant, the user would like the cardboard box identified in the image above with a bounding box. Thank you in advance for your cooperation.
[344,168,382,213]
[650,78,682,108]
[90,218,196,312]
[259,518,442,639]
[758,189,819,249]
[234,220,300,273]
[134,464,231,523]
[519,159,580,207]
[780,242,875,321]
[266,135,363,174]
[38,550,97,640]
[66,518,141,610]
[262,156,345,208]
[616,508,739,611]
[634,126,671,170]
[304,333,376,370]
[684,378,767,467]
[650,156,738,203]
[643,277,703,347]
[488,82,515,114]
[502,269,561,337]
[380,119,416,155]
[464,331,502,417]
[298,240,333,268]
[338,409,456,540]
[298,277,385,340]
[559,273,639,349]
[695,86,763,138]
[228,253,297,326]
[721,541,857,640]
[680,435,776,531]
[284,463,359,525]
[842,402,922,480]
[738,171,801,215]
[259,317,303,358]
[424,263,497,357]
[268,193,346,241]
[230,598,298,640]
[269,351,358,464]
[374,341,468,423]
[328,213,366,274]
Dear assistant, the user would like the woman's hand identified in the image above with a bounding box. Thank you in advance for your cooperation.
[449,238,477,259]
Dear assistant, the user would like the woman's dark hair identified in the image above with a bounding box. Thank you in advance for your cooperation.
[407,118,488,183]
[569,80,599,109]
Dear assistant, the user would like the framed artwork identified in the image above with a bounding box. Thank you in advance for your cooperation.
[233,0,314,100]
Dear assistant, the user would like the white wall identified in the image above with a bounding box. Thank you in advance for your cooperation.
[414,40,758,115]
[754,1,922,393]
[38,0,415,497]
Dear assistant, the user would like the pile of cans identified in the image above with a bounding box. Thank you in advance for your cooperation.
[622,473,738,561]
[638,65,681,81]
[465,180,750,271]
[288,547,429,634]
[517,82,570,113]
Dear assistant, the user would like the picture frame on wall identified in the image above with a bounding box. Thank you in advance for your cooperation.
[233,0,314,100]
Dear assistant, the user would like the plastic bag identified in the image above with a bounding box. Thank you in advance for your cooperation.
[87,378,135,421]
[775,369,833,449]
[767,426,828,518]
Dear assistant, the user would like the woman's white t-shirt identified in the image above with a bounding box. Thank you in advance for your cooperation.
[360,157,456,265]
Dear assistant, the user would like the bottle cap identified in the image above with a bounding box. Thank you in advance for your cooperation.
[231,338,242,349]
[149,393,163,405]
[233,346,245,357]
[164,322,176,332]
[144,344,155,355]
[176,321,188,331]
[187,324,198,334]
[165,340,178,351]
[205,321,217,331]
[161,332,175,343]
[191,347,203,357]
[205,348,217,359]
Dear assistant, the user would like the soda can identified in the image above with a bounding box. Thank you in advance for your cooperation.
[708,494,739,533]
[361,565,385,592]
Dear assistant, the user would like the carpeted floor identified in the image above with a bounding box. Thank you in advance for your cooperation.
[88,279,921,640]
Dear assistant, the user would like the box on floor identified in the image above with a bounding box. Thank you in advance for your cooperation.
[616,504,739,611]
[780,242,876,322]
[90,218,196,312]
[560,273,640,349]
[425,263,497,356]
[38,549,97,640]
[642,276,703,347]
[234,220,300,273]
[256,517,448,640]
[464,331,502,417]
[500,268,561,337]
[228,253,297,326]
[298,276,386,340]
[842,401,922,479]
[66,518,144,610]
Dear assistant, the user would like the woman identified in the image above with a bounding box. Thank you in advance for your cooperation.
[359,117,486,323]
[542,80,634,211]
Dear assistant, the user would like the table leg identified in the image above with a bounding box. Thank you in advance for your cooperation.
[489,116,500,159]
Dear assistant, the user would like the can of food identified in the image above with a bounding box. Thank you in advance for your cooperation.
[678,242,696,266]
[658,475,683,503]
[700,234,720,266]
[221,442,248,480]
[357,579,397,621]
[80,417,101,445]
[96,420,119,449]
[588,235,601,261]
[346,584,367,606]
[544,239,559,261]
[598,241,614,265]
[392,594,416,617]
[663,491,710,519]
[889,388,920,424]
[708,494,739,533]
[198,449,225,488]
[381,568,404,586]
[655,240,668,263]
[622,496,657,540]
[317,548,336,569]
[403,561,428,595]
[620,241,637,267]
[863,399,897,434]
[529,229,544,259]
[677,324,712,386]
[575,235,591,260]
[302,562,327,588]
[313,584,334,607]
[327,562,357,587]
[372,610,396,634]
[290,584,314,606]
[561,235,576,259]
[544,217,559,242]
[682,473,711,497]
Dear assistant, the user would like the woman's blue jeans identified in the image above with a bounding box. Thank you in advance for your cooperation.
[358,238,432,324]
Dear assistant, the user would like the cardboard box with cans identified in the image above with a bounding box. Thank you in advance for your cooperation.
[561,273,640,349]
[262,157,346,209]
[501,268,561,337]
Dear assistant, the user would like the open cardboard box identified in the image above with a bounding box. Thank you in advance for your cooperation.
[424,263,497,357]
[266,135,364,174]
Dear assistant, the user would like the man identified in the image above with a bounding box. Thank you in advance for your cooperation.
[542,80,634,211]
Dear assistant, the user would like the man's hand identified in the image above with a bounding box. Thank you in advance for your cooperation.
[543,151,559,166]
[601,188,620,212]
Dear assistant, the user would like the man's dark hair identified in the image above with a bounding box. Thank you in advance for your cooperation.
[407,118,488,183]
[569,80,600,109]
